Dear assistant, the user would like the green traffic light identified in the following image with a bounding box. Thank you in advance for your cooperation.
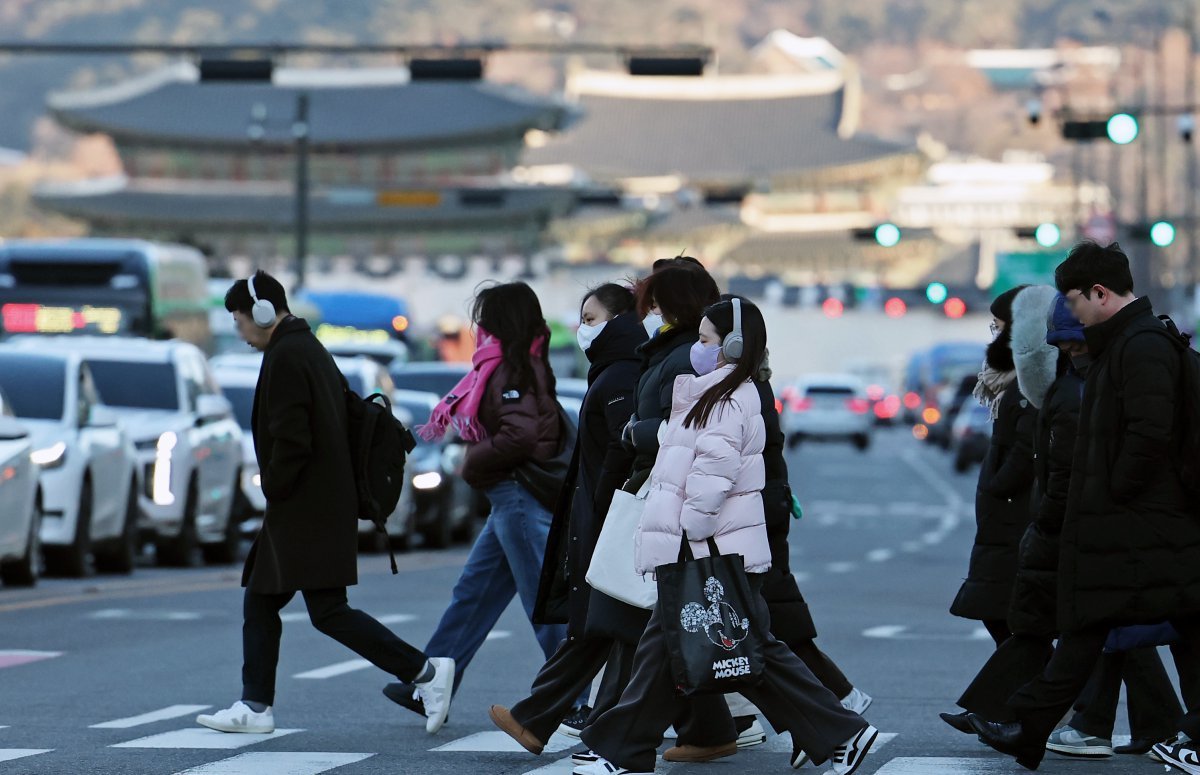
[1107,113,1139,145]
[926,282,948,304]
[1035,223,1061,248]
[1150,220,1176,247]
[875,222,901,248]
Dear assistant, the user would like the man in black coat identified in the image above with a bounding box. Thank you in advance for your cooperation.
[196,271,453,737]
[968,242,1200,771]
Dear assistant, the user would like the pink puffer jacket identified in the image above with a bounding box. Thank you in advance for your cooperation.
[634,365,769,576]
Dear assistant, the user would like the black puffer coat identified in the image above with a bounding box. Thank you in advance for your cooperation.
[951,383,1038,621]
[1007,367,1082,636]
[533,313,645,639]
[1058,297,1200,631]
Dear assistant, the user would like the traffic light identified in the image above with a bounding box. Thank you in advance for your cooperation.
[884,297,907,318]
[925,282,948,304]
[943,297,967,319]
[852,222,901,247]
[1106,113,1139,145]
[1131,220,1176,247]
[1015,223,1061,248]
[1061,113,1139,144]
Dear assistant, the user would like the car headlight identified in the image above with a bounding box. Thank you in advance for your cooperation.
[152,431,176,506]
[31,441,67,468]
[412,471,443,490]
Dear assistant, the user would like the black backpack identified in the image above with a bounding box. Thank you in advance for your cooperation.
[342,380,417,574]
[1111,315,1200,499]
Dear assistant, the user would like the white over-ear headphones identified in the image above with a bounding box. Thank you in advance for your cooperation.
[722,297,744,362]
[247,274,277,328]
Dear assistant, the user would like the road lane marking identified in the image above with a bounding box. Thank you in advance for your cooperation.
[826,562,858,574]
[864,625,992,641]
[293,659,371,680]
[282,612,415,624]
[91,705,212,729]
[172,752,373,774]
[792,572,811,584]
[764,731,897,754]
[432,730,578,753]
[875,757,1015,773]
[866,549,894,562]
[486,630,512,641]
[0,650,61,669]
[88,609,204,621]
[112,728,301,749]
[0,750,52,763]
[521,758,677,774]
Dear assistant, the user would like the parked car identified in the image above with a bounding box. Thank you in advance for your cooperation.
[781,374,873,451]
[0,349,139,576]
[16,337,244,567]
[952,401,993,473]
[337,356,414,552]
[210,363,265,530]
[0,388,41,586]
[928,373,979,449]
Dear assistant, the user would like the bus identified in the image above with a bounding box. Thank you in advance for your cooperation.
[0,239,212,351]
[301,290,411,368]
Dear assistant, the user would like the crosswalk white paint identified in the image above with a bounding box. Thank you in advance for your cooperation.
[112,728,301,749]
[520,757,677,775]
[486,630,513,641]
[293,659,372,680]
[172,751,373,774]
[762,731,897,754]
[281,612,416,625]
[88,609,203,621]
[866,548,895,562]
[0,750,51,763]
[826,561,858,574]
[863,625,990,641]
[875,757,1015,773]
[431,730,579,754]
[90,704,212,729]
[0,650,62,669]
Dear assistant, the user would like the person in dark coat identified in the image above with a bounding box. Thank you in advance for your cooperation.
[491,284,646,750]
[950,285,1037,646]
[965,241,1200,771]
[197,271,451,737]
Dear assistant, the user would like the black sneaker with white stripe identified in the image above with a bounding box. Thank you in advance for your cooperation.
[825,725,879,774]
[557,704,592,738]
[572,755,652,775]
[572,750,601,766]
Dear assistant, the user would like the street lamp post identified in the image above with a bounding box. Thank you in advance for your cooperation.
[292,93,310,291]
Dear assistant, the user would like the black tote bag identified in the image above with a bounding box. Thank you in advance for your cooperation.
[656,534,766,696]
[514,405,577,512]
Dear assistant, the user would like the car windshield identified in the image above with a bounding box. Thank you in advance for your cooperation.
[0,356,65,420]
[222,385,254,430]
[391,370,466,397]
[805,386,855,396]
[87,360,180,411]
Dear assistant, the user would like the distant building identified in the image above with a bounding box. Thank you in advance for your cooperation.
[34,63,577,270]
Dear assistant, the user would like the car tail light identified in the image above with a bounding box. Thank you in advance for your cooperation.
[903,391,921,410]
[922,407,942,425]
[790,397,813,412]
[866,384,885,401]
[774,399,784,415]
[846,398,870,414]
[874,395,900,419]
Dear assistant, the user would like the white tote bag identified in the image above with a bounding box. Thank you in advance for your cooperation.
[586,482,658,609]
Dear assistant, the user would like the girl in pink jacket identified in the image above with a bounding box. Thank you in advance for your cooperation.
[575,298,879,775]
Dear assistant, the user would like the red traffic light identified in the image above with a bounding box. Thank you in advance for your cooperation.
[943,297,967,319]
[822,298,844,318]
[884,297,907,318]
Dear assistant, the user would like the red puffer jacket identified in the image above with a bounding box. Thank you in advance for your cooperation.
[462,359,561,489]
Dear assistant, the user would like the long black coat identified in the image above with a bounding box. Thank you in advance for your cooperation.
[244,317,358,594]
[755,379,819,643]
[1007,369,1082,637]
[1058,297,1200,631]
[951,383,1037,621]
[533,313,645,639]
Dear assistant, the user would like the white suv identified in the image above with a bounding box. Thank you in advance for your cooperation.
[21,337,245,566]
[0,349,139,576]
[0,389,41,586]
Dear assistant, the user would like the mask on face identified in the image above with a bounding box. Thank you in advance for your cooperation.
[576,321,607,352]
[643,313,664,337]
[689,341,722,376]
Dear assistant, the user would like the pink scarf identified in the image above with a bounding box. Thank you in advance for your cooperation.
[418,329,546,442]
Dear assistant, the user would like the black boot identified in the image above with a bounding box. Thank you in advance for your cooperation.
[967,714,1044,770]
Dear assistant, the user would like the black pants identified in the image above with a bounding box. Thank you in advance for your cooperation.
[983,619,1013,648]
[242,587,428,706]
[509,635,635,743]
[580,583,866,772]
[1008,617,1200,768]
[1069,648,1181,741]
[957,634,1055,722]
[787,638,854,700]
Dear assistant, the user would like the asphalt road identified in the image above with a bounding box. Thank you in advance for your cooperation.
[0,428,1171,774]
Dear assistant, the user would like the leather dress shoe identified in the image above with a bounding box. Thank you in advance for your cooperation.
[939,711,974,735]
[967,713,1044,770]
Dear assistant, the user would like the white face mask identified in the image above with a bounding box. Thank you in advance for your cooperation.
[577,320,608,352]
[643,313,664,337]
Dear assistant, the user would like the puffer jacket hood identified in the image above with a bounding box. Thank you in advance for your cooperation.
[1012,285,1060,410]
[634,365,769,576]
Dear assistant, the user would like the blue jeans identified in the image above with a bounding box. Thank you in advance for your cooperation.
[425,480,571,696]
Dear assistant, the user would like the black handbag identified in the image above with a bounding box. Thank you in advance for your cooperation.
[514,405,577,512]
[656,533,766,696]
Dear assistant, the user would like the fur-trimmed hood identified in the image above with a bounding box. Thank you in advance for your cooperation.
[1011,284,1060,409]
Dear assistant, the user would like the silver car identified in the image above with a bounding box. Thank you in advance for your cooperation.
[0,389,41,586]
[781,374,874,451]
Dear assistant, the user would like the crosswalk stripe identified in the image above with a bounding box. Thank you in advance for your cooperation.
[0,650,61,669]
[171,751,374,774]
[281,612,415,625]
[112,728,301,749]
[874,757,1013,773]
[293,659,371,680]
[90,704,212,729]
[0,750,52,763]
[431,730,578,754]
[485,630,512,641]
[521,757,678,775]
[762,731,897,754]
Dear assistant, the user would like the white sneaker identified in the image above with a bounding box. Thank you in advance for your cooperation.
[825,725,878,775]
[662,725,678,739]
[737,718,767,748]
[414,657,455,734]
[195,701,275,734]
[572,756,652,775]
[840,687,873,715]
[572,750,602,765]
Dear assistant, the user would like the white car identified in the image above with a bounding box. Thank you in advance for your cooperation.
[0,389,41,586]
[781,374,873,451]
[17,337,245,567]
[211,363,265,525]
[0,349,140,576]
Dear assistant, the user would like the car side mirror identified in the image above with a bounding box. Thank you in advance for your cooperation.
[195,394,232,424]
[88,405,119,428]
